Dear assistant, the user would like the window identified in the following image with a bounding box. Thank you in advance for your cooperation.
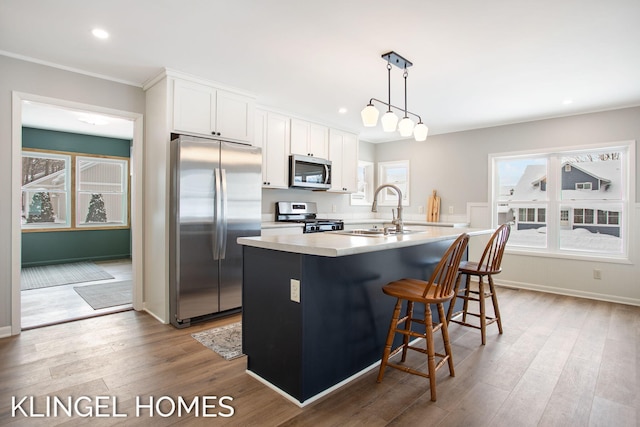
[21,151,71,229]
[76,156,129,227]
[377,160,410,206]
[491,141,633,258]
[22,149,129,231]
[350,160,374,206]
[575,182,592,190]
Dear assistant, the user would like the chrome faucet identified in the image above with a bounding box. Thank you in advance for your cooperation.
[372,184,404,233]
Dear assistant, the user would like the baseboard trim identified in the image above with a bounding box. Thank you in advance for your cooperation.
[496,279,640,307]
[143,305,168,324]
[0,326,13,339]
[245,359,381,408]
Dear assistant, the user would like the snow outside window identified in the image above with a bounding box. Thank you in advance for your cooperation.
[351,160,374,206]
[21,149,129,231]
[76,156,129,228]
[21,151,71,229]
[377,160,410,206]
[490,141,634,259]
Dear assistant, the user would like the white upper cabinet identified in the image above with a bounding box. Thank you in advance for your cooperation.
[254,109,289,189]
[328,129,358,193]
[172,78,255,143]
[290,119,329,158]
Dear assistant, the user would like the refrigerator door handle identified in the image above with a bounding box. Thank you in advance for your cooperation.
[213,167,223,260]
[220,168,228,260]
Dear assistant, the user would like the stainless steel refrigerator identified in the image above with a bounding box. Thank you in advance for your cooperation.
[169,134,262,328]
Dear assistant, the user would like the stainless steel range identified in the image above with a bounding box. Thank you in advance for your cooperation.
[276,201,344,233]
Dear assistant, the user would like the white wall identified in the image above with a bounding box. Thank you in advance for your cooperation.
[375,107,640,304]
[0,55,145,333]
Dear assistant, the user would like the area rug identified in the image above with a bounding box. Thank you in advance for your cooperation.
[191,322,244,360]
[21,261,114,290]
[73,281,132,310]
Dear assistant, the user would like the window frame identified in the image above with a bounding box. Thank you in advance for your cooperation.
[377,160,410,206]
[21,148,130,232]
[489,140,635,262]
[75,155,130,228]
[350,160,374,206]
[21,150,72,230]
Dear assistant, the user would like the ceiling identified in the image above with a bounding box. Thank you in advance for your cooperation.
[2,0,640,143]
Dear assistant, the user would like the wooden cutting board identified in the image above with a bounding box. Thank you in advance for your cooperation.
[427,190,440,222]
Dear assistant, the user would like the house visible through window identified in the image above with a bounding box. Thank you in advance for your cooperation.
[22,149,129,231]
[491,141,633,258]
[21,151,71,228]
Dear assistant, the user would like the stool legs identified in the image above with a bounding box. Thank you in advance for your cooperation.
[480,277,490,344]
[447,272,503,345]
[377,299,455,402]
[488,275,503,334]
[377,299,403,383]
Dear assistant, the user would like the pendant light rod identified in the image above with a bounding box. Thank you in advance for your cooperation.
[403,69,409,118]
[365,97,422,123]
[386,63,392,112]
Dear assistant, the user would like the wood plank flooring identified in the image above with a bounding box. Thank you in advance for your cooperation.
[21,259,133,329]
[1,286,638,426]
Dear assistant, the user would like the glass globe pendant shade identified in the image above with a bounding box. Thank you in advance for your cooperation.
[360,104,379,126]
[380,111,399,132]
[413,122,429,141]
[397,117,415,137]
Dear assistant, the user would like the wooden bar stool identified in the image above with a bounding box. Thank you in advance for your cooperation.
[447,224,510,345]
[376,233,469,402]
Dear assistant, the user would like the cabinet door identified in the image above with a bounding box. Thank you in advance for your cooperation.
[341,132,358,193]
[216,89,254,143]
[289,119,309,156]
[289,119,328,158]
[329,129,358,193]
[308,123,329,159]
[264,112,290,188]
[173,79,215,135]
[329,131,344,192]
[254,109,268,183]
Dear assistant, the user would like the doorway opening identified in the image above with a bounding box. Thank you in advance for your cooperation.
[12,94,143,332]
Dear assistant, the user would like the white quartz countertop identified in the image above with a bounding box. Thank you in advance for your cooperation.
[239,226,492,257]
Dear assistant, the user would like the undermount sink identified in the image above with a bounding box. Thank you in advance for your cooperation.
[337,228,422,237]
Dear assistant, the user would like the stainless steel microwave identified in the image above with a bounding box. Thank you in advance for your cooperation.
[289,154,331,190]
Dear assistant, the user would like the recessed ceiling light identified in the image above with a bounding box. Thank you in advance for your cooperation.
[92,28,109,40]
[562,98,573,105]
[338,107,348,114]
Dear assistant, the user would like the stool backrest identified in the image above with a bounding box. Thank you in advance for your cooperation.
[422,233,470,299]
[477,223,511,273]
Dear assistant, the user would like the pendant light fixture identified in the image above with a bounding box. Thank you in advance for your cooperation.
[361,51,429,141]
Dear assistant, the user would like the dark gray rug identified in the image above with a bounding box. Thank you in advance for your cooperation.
[73,281,132,310]
[191,322,244,360]
[21,261,114,290]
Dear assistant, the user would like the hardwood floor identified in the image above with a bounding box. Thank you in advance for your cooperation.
[1,286,638,426]
[21,259,133,330]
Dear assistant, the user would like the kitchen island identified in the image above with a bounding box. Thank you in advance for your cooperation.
[238,226,490,406]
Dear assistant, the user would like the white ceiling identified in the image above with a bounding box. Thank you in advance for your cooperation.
[2,0,640,143]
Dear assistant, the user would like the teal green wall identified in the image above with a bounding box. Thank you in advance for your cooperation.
[22,127,132,267]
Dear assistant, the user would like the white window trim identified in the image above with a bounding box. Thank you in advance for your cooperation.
[377,160,410,206]
[75,156,129,228]
[350,160,374,206]
[21,151,72,230]
[489,140,636,262]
